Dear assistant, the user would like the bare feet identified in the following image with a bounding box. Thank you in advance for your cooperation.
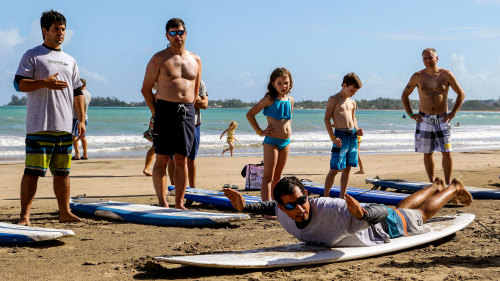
[433,177,446,192]
[175,205,188,210]
[451,178,473,206]
[354,170,365,174]
[18,218,31,226]
[59,213,82,223]
[223,188,245,211]
[143,169,153,176]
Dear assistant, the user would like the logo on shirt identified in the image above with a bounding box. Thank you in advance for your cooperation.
[47,59,68,66]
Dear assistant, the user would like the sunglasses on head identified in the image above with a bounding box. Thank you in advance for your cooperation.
[283,195,308,211]
[168,30,185,36]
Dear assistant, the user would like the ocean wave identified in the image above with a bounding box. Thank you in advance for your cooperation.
[2,125,500,159]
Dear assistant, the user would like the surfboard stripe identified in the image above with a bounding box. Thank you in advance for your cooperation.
[0,222,74,243]
[301,181,409,205]
[70,199,250,227]
[167,186,262,209]
[366,178,500,199]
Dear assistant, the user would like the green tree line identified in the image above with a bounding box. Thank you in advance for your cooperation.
[6,94,500,110]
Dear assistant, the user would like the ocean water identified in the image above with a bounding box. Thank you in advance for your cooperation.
[1,106,500,160]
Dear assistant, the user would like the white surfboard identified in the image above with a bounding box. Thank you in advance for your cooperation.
[0,222,75,243]
[156,213,474,268]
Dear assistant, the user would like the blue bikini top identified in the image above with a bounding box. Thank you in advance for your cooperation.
[263,97,292,120]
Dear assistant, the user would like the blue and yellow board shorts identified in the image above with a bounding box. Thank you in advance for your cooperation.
[25,131,73,177]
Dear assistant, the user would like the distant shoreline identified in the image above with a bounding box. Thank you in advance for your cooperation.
[2,105,499,112]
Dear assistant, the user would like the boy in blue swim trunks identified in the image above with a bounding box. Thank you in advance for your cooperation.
[324,73,364,199]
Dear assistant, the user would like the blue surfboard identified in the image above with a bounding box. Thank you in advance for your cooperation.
[167,186,262,209]
[69,198,250,227]
[0,222,75,243]
[301,180,409,205]
[366,178,500,199]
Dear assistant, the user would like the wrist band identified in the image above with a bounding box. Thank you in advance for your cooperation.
[257,129,262,135]
[409,113,413,117]
[330,135,336,140]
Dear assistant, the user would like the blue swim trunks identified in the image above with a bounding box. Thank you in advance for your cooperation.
[330,129,358,170]
[263,136,290,150]
[188,125,201,160]
[71,118,88,137]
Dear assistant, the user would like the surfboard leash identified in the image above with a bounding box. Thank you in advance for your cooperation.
[473,218,500,242]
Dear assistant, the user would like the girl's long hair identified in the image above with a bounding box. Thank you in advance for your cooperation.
[266,67,293,101]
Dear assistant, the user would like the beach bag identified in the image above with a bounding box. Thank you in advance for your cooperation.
[143,116,154,142]
[242,162,264,190]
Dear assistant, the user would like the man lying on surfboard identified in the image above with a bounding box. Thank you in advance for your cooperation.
[224,176,472,247]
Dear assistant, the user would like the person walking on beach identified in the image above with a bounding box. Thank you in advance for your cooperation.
[220,121,238,157]
[141,18,202,209]
[324,73,363,199]
[72,78,91,160]
[13,10,84,225]
[401,48,465,185]
[224,176,472,247]
[246,67,294,206]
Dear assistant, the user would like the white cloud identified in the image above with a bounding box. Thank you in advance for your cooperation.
[361,73,409,98]
[61,29,74,46]
[450,53,500,99]
[0,28,24,50]
[80,67,107,82]
[238,72,256,87]
[29,20,42,45]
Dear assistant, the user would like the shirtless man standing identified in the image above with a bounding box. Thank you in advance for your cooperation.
[324,73,364,199]
[401,48,465,185]
[141,18,202,209]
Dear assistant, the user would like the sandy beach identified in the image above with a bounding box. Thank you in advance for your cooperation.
[1,151,499,280]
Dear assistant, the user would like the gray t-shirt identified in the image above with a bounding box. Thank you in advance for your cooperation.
[194,80,208,126]
[15,45,82,133]
[277,197,390,247]
[72,89,92,120]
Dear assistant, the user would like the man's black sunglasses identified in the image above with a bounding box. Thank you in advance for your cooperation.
[283,195,308,211]
[168,30,185,36]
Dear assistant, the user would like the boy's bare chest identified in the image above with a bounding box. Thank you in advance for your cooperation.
[335,99,353,113]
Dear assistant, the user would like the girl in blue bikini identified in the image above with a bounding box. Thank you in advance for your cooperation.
[246,67,294,204]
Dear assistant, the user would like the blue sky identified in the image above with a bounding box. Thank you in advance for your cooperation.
[1,0,500,105]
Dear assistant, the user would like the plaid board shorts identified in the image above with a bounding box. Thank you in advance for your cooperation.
[415,113,452,153]
[25,131,73,177]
